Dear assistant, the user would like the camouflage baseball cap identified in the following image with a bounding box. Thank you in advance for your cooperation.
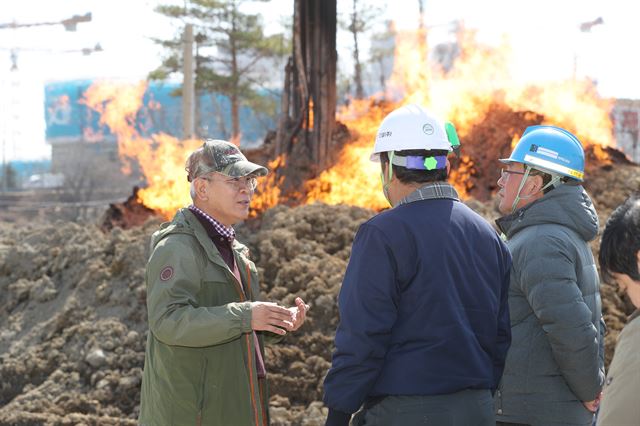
[185,139,268,182]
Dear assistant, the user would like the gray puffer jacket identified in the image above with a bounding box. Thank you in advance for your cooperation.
[494,184,605,426]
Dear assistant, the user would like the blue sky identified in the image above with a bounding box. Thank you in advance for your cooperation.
[1,0,638,160]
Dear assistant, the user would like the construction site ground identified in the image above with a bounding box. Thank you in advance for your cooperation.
[0,162,638,426]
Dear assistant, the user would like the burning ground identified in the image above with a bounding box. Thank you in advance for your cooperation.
[0,161,638,425]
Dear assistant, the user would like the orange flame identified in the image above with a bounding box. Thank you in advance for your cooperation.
[80,22,616,219]
[305,100,396,210]
[308,98,315,130]
[251,155,286,216]
[82,80,201,219]
[303,24,615,207]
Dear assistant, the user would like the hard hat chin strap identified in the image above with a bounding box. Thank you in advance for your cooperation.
[540,174,563,192]
[510,166,564,213]
[381,151,395,207]
[510,166,532,214]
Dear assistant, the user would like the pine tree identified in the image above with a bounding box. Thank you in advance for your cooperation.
[149,0,289,140]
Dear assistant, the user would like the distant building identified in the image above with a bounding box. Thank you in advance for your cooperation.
[44,80,278,174]
[612,99,640,163]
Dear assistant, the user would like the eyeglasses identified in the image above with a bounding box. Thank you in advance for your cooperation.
[202,173,258,191]
[500,168,527,179]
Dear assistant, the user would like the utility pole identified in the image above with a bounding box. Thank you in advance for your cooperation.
[1,64,19,193]
[1,106,7,192]
[182,24,195,139]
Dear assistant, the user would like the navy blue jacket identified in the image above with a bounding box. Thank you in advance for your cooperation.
[323,197,512,422]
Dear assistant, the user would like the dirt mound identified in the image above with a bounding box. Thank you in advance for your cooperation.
[0,204,374,425]
[0,161,638,424]
[451,103,544,200]
[0,220,156,424]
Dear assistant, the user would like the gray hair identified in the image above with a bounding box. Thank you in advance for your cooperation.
[186,146,211,201]
[185,145,216,183]
[189,181,197,201]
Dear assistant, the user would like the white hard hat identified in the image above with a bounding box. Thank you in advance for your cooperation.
[370,104,452,162]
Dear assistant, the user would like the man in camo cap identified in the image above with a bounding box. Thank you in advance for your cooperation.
[140,139,309,425]
[186,139,268,181]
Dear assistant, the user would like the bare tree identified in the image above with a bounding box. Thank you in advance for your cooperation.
[418,0,425,29]
[276,0,337,175]
[349,0,364,99]
[339,0,384,99]
[369,20,396,94]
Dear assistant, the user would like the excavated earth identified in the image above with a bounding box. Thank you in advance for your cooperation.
[0,163,638,426]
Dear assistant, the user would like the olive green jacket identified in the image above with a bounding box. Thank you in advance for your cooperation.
[139,208,272,426]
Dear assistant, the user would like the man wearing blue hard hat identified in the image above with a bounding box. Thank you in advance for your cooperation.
[494,126,605,426]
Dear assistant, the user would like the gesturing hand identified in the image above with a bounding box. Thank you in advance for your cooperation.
[288,297,310,331]
[250,302,294,335]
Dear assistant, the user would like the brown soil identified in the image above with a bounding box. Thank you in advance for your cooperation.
[0,162,638,425]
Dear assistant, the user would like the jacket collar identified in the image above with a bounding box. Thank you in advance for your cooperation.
[495,203,531,237]
[397,181,459,206]
[172,208,248,274]
[495,184,598,241]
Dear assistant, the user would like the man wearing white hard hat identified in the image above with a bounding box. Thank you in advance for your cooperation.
[323,104,512,426]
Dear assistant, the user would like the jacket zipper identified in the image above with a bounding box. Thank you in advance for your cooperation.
[229,260,261,426]
[196,358,208,426]
[245,264,268,426]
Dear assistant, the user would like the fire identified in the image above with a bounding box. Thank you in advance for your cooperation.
[305,100,396,210]
[251,155,286,216]
[81,22,617,220]
[82,80,201,219]
[308,99,315,130]
[303,24,615,207]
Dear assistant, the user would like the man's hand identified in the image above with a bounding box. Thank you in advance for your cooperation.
[250,302,294,335]
[582,391,602,413]
[288,297,310,331]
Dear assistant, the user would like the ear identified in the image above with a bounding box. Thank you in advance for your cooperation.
[527,174,544,194]
[636,250,640,270]
[194,178,209,201]
[445,159,451,175]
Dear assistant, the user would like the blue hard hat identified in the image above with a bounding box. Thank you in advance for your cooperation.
[500,125,585,181]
